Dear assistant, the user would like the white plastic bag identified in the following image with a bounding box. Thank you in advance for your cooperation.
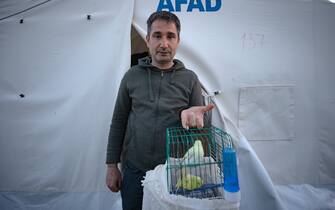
[142,163,240,210]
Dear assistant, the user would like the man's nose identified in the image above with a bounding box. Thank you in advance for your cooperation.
[160,38,168,48]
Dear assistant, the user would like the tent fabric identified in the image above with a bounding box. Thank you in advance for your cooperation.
[0,0,50,21]
[1,0,335,209]
[276,184,335,210]
[0,0,133,207]
[238,85,295,141]
[0,191,122,210]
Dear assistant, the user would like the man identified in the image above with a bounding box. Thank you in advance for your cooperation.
[106,11,214,210]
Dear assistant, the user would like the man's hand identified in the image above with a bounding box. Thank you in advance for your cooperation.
[106,164,122,192]
[181,104,214,129]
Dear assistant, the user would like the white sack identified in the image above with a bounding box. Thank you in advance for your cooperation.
[142,163,239,210]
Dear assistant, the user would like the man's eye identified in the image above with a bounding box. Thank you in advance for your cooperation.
[153,35,161,38]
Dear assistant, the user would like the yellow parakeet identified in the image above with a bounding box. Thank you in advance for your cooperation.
[181,140,204,164]
[175,174,204,190]
[177,140,205,190]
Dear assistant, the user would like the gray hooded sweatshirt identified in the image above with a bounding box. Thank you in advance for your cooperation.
[106,56,207,172]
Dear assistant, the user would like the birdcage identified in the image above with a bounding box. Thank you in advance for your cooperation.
[166,126,236,199]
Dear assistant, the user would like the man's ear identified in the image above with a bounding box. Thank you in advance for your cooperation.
[145,35,150,46]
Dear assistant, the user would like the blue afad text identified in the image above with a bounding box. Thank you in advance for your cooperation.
[157,0,222,12]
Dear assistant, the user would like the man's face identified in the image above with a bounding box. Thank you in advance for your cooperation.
[146,19,180,69]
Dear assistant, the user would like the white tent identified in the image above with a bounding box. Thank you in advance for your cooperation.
[0,0,334,209]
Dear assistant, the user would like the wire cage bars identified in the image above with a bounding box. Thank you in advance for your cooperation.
[166,126,234,199]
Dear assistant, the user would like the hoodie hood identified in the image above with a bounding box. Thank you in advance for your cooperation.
[138,56,185,102]
[138,56,185,71]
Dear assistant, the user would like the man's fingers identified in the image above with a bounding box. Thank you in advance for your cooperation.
[202,103,214,112]
[106,167,122,192]
[181,106,212,129]
[110,182,120,192]
[107,182,114,192]
[195,115,204,128]
[189,112,196,127]
[182,111,197,129]
[107,180,116,192]
[181,111,189,129]
[111,186,118,192]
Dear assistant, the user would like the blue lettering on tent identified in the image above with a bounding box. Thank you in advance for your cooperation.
[206,0,221,12]
[175,0,188,12]
[157,0,222,12]
[187,0,205,12]
[157,0,175,12]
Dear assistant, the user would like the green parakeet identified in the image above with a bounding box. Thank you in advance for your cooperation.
[179,140,205,182]
[176,174,204,190]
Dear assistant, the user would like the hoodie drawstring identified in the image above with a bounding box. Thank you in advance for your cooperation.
[169,69,176,85]
[147,69,155,102]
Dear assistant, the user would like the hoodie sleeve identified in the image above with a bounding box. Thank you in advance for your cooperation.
[189,75,204,106]
[106,72,131,164]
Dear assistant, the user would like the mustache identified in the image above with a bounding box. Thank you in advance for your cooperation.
[157,48,171,53]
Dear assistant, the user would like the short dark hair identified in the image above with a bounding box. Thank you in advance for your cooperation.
[147,11,181,37]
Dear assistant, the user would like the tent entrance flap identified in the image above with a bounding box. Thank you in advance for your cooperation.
[131,25,148,66]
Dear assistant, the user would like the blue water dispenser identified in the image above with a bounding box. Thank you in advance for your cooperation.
[222,147,241,202]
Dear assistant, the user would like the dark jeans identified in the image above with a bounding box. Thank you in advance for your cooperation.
[121,161,146,210]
